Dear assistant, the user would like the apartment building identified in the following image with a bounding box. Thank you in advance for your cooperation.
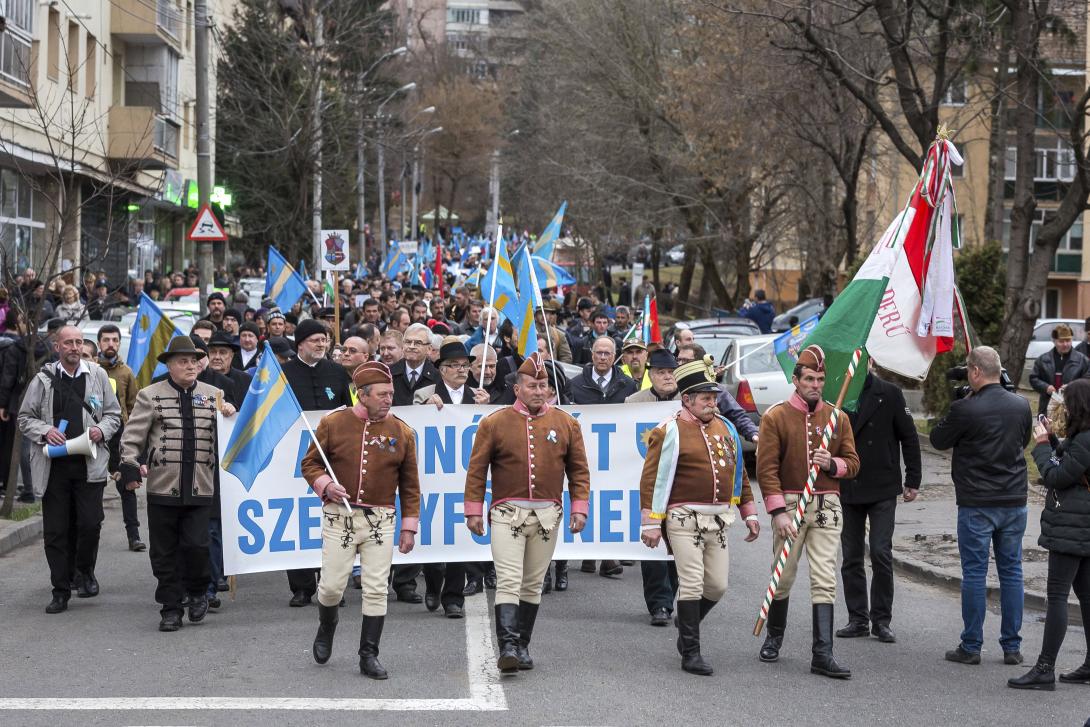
[389,0,526,77]
[869,2,1090,320]
[0,0,235,285]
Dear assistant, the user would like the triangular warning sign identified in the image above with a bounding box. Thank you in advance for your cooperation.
[187,204,228,241]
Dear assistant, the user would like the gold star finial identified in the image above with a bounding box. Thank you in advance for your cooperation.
[936,124,954,141]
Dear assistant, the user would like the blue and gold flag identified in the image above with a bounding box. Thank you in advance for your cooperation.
[266,246,309,312]
[221,352,304,491]
[127,293,185,388]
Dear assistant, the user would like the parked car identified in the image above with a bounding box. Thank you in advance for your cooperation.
[238,277,267,304]
[771,297,826,333]
[663,317,761,355]
[1025,318,1086,364]
[665,244,686,266]
[719,333,795,455]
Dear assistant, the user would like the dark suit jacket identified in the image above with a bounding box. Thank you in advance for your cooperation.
[391,358,440,406]
[221,367,253,409]
[840,373,922,504]
[569,363,637,404]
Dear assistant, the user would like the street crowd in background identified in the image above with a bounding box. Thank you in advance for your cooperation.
[0,241,1087,695]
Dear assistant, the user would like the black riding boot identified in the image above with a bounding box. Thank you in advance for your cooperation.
[677,600,713,676]
[699,597,717,621]
[495,603,521,674]
[358,615,388,680]
[759,597,788,663]
[554,561,569,591]
[517,600,540,670]
[312,604,338,665]
[811,603,851,679]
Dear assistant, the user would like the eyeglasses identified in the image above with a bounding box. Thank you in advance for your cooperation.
[442,363,470,371]
[404,339,430,347]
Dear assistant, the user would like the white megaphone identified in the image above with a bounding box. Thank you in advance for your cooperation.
[43,419,97,460]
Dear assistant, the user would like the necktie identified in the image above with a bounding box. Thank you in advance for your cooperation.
[596,375,606,393]
[409,371,418,389]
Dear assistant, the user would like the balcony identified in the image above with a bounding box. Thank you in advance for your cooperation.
[111,0,182,49]
[0,30,33,108]
[108,106,178,170]
[1052,251,1082,275]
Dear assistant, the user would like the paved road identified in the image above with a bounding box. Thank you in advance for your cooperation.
[1,497,1087,727]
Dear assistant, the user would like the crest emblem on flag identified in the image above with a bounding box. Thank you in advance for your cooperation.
[323,232,347,266]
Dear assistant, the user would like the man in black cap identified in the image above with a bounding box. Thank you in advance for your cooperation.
[222,309,241,341]
[266,308,287,339]
[201,292,227,330]
[626,348,682,625]
[120,337,234,631]
[281,319,353,607]
[267,336,295,364]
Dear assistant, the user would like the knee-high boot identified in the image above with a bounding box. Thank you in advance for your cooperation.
[677,600,713,676]
[517,600,539,670]
[495,603,521,674]
[358,615,388,680]
[759,597,788,663]
[811,603,851,679]
[312,604,338,664]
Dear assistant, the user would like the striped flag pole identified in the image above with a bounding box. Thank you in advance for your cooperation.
[753,347,863,636]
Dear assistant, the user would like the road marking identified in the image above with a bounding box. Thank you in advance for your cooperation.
[0,595,506,712]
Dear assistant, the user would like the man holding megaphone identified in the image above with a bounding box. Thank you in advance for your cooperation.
[17,325,122,615]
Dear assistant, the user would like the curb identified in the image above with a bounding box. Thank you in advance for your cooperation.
[892,549,1082,626]
[0,513,42,557]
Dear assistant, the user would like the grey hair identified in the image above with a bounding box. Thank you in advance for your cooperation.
[360,384,373,396]
[404,322,431,342]
[967,345,1002,378]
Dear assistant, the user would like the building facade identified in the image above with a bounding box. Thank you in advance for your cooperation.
[0,0,235,286]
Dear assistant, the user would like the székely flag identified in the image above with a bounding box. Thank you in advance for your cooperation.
[127,293,186,388]
[265,246,308,313]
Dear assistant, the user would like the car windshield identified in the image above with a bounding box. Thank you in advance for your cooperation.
[737,341,780,375]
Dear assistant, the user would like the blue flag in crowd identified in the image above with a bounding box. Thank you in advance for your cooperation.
[479,235,520,322]
[514,251,540,358]
[526,255,576,289]
[221,352,304,491]
[383,247,408,280]
[532,201,567,261]
[265,246,309,312]
[127,293,186,388]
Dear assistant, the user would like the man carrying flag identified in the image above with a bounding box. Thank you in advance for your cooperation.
[120,337,235,632]
[301,361,420,680]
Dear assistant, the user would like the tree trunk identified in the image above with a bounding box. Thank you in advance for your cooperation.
[983,26,1012,243]
[998,0,1046,381]
[675,245,697,316]
[700,244,733,310]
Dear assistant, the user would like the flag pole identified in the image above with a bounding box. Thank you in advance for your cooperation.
[332,271,341,345]
[524,252,564,407]
[296,410,354,517]
[479,222,502,390]
[753,347,863,636]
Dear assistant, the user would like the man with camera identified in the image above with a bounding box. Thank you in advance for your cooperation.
[930,346,1033,666]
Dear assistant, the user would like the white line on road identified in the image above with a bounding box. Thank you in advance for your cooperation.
[0,595,507,712]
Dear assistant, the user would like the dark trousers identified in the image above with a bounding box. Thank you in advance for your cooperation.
[840,497,897,626]
[207,518,223,596]
[424,563,467,608]
[641,560,679,614]
[391,564,421,595]
[42,470,105,600]
[148,503,210,615]
[287,568,317,596]
[109,429,140,539]
[1040,551,1090,664]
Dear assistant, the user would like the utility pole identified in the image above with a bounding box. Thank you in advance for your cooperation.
[486,148,499,241]
[356,80,367,265]
[410,144,420,241]
[311,8,324,271]
[377,122,386,246]
[194,0,213,308]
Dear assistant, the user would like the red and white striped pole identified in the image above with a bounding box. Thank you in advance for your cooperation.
[754,347,863,636]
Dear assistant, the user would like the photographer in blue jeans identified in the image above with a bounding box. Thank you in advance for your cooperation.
[929,346,1033,666]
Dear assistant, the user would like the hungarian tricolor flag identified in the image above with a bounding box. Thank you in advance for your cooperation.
[783,135,968,410]
[642,295,662,345]
[435,244,444,296]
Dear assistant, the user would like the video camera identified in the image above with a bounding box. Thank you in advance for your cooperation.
[946,366,1016,401]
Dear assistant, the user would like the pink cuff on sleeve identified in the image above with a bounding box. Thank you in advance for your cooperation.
[832,457,847,478]
[464,501,484,517]
[738,501,758,519]
[570,499,589,516]
[311,475,333,499]
[764,494,786,514]
[400,517,419,533]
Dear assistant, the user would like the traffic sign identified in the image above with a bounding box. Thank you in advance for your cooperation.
[187,204,228,242]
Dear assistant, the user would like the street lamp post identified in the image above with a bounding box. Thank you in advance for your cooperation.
[375,82,416,249]
[355,46,407,266]
[486,129,519,241]
[411,126,443,243]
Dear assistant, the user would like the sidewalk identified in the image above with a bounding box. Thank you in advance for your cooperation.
[895,435,1081,624]
[0,488,118,558]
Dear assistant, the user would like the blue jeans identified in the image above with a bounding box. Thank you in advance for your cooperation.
[957,506,1026,654]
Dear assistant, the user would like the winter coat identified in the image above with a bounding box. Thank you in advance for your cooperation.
[17,361,122,495]
[1029,348,1090,415]
[1032,430,1090,557]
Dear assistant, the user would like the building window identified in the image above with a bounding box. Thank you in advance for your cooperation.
[85,35,97,99]
[0,169,47,274]
[1043,288,1060,318]
[183,102,191,150]
[47,8,60,81]
[1004,143,1076,182]
[186,1,194,51]
[67,22,80,92]
[448,8,482,25]
[942,80,967,106]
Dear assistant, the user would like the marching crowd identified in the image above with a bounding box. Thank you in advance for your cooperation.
[0,261,1088,694]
